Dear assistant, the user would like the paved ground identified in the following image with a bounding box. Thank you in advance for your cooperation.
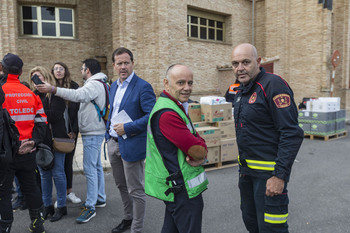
[11,126,350,233]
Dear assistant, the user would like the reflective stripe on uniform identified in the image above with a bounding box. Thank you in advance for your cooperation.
[264,213,288,224]
[36,108,45,114]
[34,116,47,123]
[187,171,207,189]
[245,159,275,171]
[11,114,36,122]
[238,155,242,166]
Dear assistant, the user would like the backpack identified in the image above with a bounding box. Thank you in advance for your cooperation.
[91,80,110,124]
[0,106,20,166]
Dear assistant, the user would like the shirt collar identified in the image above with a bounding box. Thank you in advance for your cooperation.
[181,101,189,114]
[117,71,134,86]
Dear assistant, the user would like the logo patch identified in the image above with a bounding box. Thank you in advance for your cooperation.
[273,94,291,108]
[249,92,257,104]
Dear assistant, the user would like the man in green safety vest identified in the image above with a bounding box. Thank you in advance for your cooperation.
[145,64,208,233]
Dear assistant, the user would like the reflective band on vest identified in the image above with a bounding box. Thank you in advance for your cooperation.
[245,159,276,171]
[11,114,36,122]
[187,172,207,189]
[34,117,47,123]
[264,213,288,224]
[37,108,45,114]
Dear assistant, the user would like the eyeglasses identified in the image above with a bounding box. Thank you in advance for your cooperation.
[54,67,64,72]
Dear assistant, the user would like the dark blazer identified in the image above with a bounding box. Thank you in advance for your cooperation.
[105,73,156,162]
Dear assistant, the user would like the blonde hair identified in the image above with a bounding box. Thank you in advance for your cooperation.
[29,66,55,97]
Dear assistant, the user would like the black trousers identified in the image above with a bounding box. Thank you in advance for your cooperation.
[239,174,289,233]
[0,152,43,221]
[64,143,77,191]
[162,190,203,233]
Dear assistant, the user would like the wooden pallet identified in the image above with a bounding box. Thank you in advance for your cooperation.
[304,131,348,141]
[204,160,238,171]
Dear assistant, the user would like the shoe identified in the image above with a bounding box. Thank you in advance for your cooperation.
[80,202,86,209]
[43,205,55,219]
[76,207,96,223]
[111,219,132,233]
[95,200,106,208]
[67,192,82,204]
[29,206,45,233]
[50,206,67,222]
[12,196,27,210]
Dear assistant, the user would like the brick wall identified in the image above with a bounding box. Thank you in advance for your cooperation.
[1,0,113,86]
[110,0,252,98]
[1,0,350,116]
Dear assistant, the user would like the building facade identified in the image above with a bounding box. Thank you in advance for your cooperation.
[1,0,350,119]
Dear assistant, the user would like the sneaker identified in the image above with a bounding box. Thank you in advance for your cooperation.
[67,192,82,204]
[76,207,96,223]
[80,202,86,209]
[95,200,106,208]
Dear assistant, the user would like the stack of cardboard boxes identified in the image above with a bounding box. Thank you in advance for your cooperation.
[298,97,346,136]
[188,98,238,165]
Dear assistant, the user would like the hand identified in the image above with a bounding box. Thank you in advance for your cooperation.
[113,123,125,136]
[265,176,285,197]
[18,139,36,155]
[36,82,52,93]
[68,132,77,139]
[186,156,206,167]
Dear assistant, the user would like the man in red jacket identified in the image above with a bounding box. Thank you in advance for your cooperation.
[0,53,47,233]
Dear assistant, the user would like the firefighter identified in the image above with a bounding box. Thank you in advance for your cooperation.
[224,81,240,106]
[0,53,47,233]
[231,44,304,232]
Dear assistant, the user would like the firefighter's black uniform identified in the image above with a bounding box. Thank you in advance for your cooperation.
[234,67,304,233]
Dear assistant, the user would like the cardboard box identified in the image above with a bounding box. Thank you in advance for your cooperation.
[213,120,235,139]
[220,138,238,162]
[201,103,232,122]
[196,126,221,147]
[310,99,340,112]
[206,146,220,164]
[193,121,211,128]
[188,103,201,122]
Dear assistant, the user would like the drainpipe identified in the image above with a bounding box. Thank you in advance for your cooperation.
[252,0,255,45]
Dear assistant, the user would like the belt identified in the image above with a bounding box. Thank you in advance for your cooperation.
[112,137,118,142]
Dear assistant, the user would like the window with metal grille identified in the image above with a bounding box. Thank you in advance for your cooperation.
[20,5,75,39]
[187,8,225,42]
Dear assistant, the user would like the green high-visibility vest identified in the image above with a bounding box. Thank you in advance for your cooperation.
[145,96,208,202]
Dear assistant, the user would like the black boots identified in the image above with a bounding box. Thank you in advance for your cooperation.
[43,205,54,219]
[29,206,45,233]
[50,206,67,222]
[0,219,12,233]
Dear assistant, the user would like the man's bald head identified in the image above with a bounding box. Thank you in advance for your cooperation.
[231,43,261,85]
[164,64,193,103]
